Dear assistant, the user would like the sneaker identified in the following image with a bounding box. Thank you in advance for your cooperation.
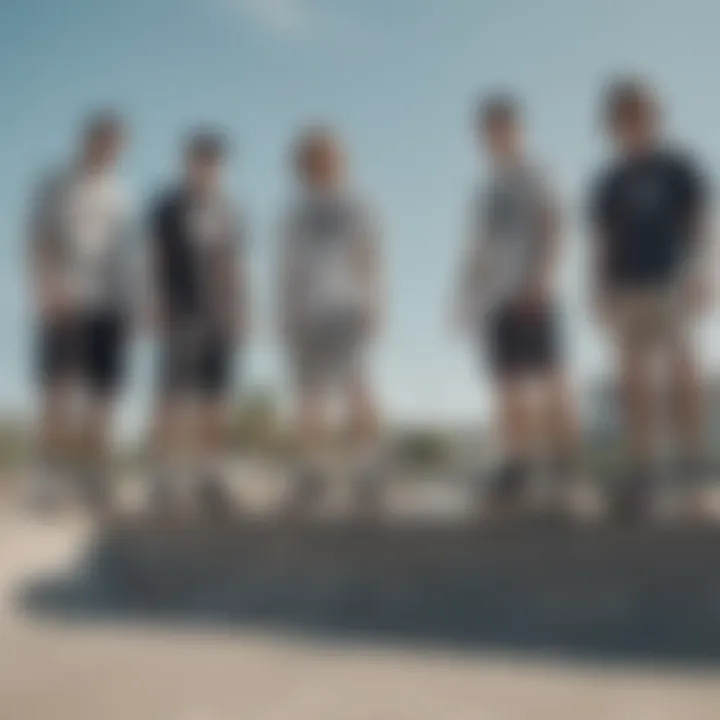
[196,473,234,518]
[537,458,579,521]
[26,467,66,517]
[607,468,656,524]
[148,474,180,516]
[351,466,385,518]
[483,463,530,516]
[671,458,710,522]
[78,471,113,518]
[286,467,325,517]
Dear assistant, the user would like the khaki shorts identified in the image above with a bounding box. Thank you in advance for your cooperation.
[605,286,692,351]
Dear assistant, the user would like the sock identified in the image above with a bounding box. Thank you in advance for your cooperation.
[31,451,65,504]
[549,452,580,485]
[354,443,384,482]
[677,454,706,487]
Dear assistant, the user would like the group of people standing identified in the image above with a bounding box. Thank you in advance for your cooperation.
[27,75,713,521]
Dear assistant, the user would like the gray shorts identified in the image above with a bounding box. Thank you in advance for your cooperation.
[291,316,367,391]
[160,321,234,398]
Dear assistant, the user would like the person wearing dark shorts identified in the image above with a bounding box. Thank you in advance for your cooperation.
[28,111,132,511]
[39,312,126,396]
[453,94,579,513]
[486,301,560,378]
[147,130,246,513]
[588,78,711,520]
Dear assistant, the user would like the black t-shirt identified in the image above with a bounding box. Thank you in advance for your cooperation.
[149,185,241,326]
[590,148,707,288]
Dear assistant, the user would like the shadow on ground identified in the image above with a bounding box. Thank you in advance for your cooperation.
[18,517,720,667]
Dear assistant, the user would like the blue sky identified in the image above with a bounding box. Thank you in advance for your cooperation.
[1,0,719,432]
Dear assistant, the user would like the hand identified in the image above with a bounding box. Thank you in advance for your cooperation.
[686,274,713,315]
[362,310,381,339]
[37,281,73,322]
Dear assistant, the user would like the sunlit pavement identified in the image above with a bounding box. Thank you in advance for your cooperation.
[2,487,720,719]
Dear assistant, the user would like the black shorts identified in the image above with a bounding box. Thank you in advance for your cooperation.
[159,326,234,398]
[485,302,561,378]
[38,311,127,395]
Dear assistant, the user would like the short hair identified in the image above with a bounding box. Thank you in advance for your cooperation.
[292,125,342,176]
[82,109,124,143]
[185,129,229,162]
[478,92,521,129]
[603,77,659,127]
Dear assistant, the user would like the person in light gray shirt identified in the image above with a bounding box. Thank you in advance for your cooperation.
[278,127,383,513]
[453,93,579,513]
[27,111,133,510]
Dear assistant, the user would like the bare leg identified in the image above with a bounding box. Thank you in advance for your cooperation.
[667,337,706,519]
[609,343,659,521]
[542,370,581,472]
[193,395,234,514]
[344,373,383,510]
[34,381,75,507]
[289,384,328,512]
[619,345,656,472]
[148,395,187,508]
[77,394,114,511]
[668,342,705,472]
[496,377,534,464]
[534,370,582,513]
[297,384,327,464]
[345,373,380,455]
[39,382,74,467]
[485,376,534,510]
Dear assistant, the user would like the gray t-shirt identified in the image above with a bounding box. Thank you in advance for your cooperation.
[458,162,555,318]
[28,164,134,312]
[278,189,379,330]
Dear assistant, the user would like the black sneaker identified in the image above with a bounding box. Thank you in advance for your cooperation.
[196,474,234,518]
[608,469,655,524]
[539,457,580,520]
[78,471,113,518]
[672,457,709,520]
[26,468,66,517]
[483,463,530,516]
[286,467,325,517]
[351,466,385,518]
[148,474,179,516]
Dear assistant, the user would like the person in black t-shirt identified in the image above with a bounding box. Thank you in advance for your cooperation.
[589,78,712,519]
[146,131,247,513]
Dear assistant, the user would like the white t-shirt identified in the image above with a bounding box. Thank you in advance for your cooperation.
[29,164,133,310]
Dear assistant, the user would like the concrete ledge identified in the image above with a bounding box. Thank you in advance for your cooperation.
[19,517,709,664]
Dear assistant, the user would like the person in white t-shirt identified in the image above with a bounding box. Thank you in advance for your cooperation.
[277,127,383,513]
[28,111,133,511]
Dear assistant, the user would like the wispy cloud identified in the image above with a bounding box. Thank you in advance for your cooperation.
[219,0,335,39]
